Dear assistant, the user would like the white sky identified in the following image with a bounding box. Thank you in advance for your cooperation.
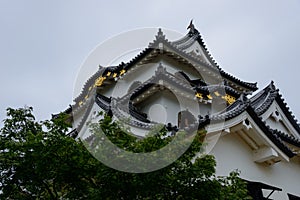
[1,0,300,125]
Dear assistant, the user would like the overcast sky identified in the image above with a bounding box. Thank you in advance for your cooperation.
[1,0,300,125]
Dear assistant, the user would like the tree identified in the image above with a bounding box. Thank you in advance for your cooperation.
[0,107,251,199]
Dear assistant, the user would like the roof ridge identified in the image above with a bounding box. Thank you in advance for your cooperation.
[210,94,250,121]
[250,81,278,115]
[273,129,300,148]
[246,106,296,158]
[276,92,300,135]
[74,66,105,103]
[180,22,258,91]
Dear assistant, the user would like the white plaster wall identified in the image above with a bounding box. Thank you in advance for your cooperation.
[138,90,180,125]
[116,58,203,90]
[261,102,300,139]
[211,132,300,199]
[136,90,211,126]
[265,117,290,134]
[161,58,202,80]
[184,41,211,65]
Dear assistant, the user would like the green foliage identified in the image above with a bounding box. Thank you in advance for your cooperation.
[217,171,252,200]
[0,107,251,199]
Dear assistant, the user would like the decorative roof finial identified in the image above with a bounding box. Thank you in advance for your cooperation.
[156,28,165,40]
[187,19,195,32]
[187,19,199,35]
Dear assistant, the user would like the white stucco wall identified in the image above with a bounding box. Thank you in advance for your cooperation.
[211,132,300,199]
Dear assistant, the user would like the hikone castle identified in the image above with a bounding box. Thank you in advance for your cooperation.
[63,21,300,200]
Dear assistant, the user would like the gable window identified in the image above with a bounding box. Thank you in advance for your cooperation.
[178,110,196,129]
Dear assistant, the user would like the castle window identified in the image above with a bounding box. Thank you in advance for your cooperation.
[178,110,196,129]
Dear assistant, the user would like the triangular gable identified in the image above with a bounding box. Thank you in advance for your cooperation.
[250,81,300,139]
[74,24,258,107]
[172,22,258,92]
[208,92,298,163]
